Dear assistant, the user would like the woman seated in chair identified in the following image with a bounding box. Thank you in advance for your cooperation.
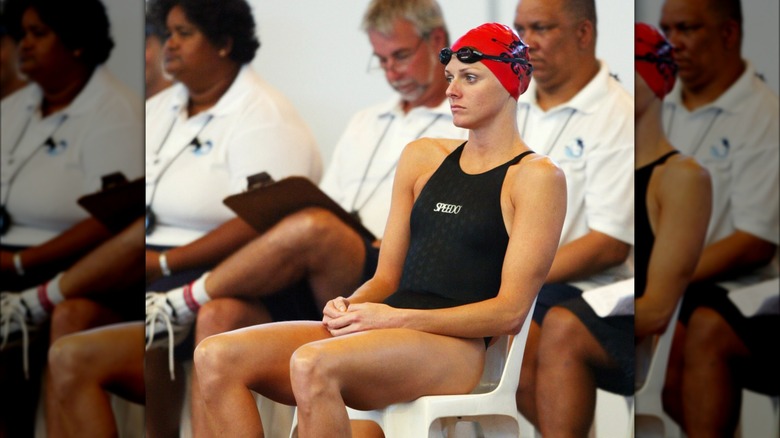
[530,24,711,437]
[193,23,566,436]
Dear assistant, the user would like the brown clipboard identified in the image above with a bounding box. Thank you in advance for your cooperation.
[77,174,145,232]
[223,176,376,241]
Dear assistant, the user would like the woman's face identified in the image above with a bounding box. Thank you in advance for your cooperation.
[17,7,76,81]
[444,58,510,129]
[163,5,223,83]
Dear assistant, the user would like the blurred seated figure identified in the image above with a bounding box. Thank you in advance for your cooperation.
[0,0,144,435]
[657,0,779,435]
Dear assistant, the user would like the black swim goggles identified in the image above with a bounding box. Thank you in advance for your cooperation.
[439,46,531,67]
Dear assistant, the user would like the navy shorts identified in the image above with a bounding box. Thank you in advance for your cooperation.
[535,283,634,395]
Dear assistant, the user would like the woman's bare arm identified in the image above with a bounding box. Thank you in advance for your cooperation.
[636,157,711,337]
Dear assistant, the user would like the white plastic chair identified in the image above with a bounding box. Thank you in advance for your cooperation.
[729,278,780,438]
[739,389,779,438]
[633,298,683,438]
[289,297,538,438]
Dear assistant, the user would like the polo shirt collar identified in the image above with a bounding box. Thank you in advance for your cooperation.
[519,60,613,115]
[377,95,451,119]
[167,65,254,118]
[665,60,756,115]
[27,65,111,118]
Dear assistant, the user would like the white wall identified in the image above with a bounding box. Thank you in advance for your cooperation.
[102,0,777,168]
[249,0,634,168]
[103,0,144,98]
[636,0,779,95]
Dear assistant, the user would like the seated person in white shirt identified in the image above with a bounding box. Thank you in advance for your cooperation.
[0,0,144,435]
[140,0,323,434]
[510,0,634,428]
[143,0,466,435]
[656,0,779,435]
[532,24,712,436]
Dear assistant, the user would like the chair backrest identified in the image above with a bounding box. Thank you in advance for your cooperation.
[472,296,537,395]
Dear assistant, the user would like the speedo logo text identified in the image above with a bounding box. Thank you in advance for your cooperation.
[433,202,461,214]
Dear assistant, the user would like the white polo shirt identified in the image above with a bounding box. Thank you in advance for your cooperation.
[517,61,635,290]
[1,67,144,246]
[145,66,323,246]
[663,61,780,285]
[320,97,467,238]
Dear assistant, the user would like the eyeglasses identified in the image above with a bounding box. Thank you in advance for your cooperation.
[367,37,426,73]
[439,46,531,67]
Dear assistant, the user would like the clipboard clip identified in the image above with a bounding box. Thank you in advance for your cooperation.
[101,172,128,190]
[246,172,275,191]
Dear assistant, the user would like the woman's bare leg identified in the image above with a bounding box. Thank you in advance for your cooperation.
[195,322,485,437]
[195,321,332,437]
[47,322,145,437]
[290,329,484,438]
[46,299,124,438]
[190,298,273,437]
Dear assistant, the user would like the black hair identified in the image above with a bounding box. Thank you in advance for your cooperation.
[563,0,597,37]
[148,0,260,65]
[146,10,167,41]
[710,0,743,39]
[1,0,25,41]
[4,0,114,67]
[0,12,7,38]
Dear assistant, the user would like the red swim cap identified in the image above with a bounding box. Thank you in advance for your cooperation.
[635,23,677,98]
[450,23,532,99]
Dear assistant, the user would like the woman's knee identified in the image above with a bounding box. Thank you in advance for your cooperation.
[289,343,340,400]
[193,334,242,393]
[48,335,91,398]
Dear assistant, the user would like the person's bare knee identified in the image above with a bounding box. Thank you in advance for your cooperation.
[195,298,271,343]
[539,307,588,358]
[49,299,109,341]
[193,335,241,399]
[280,208,361,264]
[685,307,736,358]
[47,335,91,401]
[289,342,341,408]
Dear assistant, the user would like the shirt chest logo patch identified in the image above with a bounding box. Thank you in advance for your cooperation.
[45,138,68,156]
[192,139,213,156]
[564,138,585,158]
[710,138,730,159]
[433,202,462,214]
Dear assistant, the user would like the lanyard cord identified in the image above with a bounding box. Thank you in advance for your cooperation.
[146,114,214,209]
[8,107,35,156]
[2,114,69,207]
[349,113,443,215]
[665,105,723,157]
[155,111,180,156]
[519,105,576,156]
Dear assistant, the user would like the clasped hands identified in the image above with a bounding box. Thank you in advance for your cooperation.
[322,296,394,336]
